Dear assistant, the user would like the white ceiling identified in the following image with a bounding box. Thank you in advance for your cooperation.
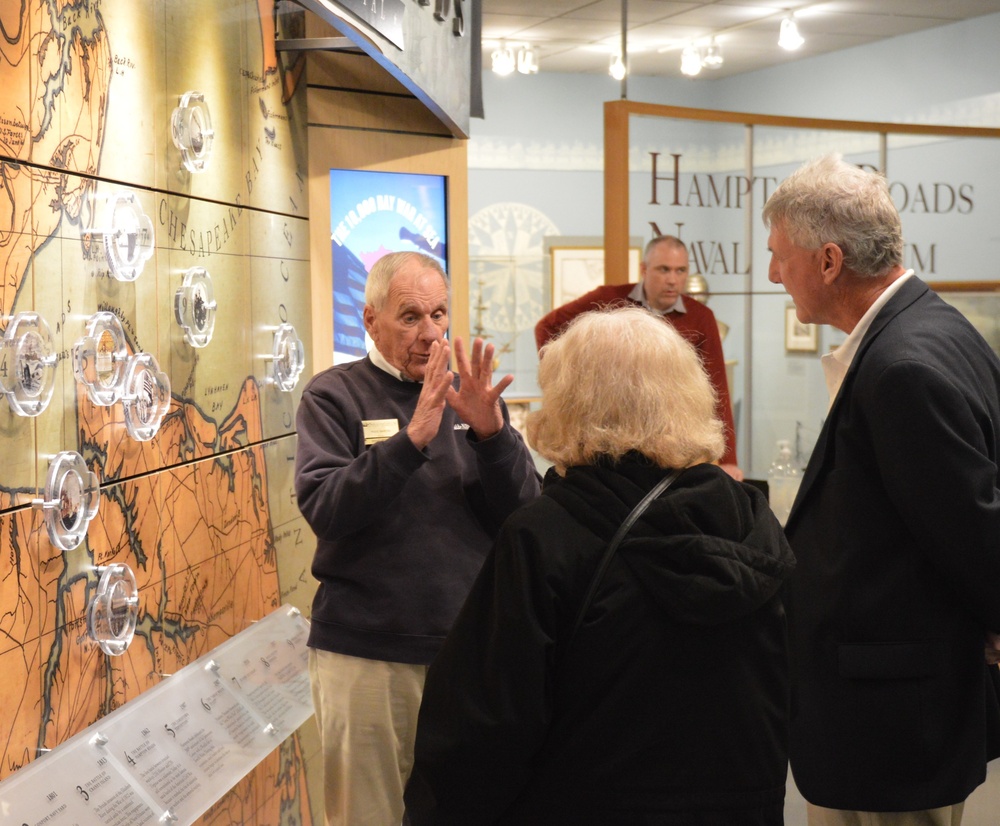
[481,0,1000,79]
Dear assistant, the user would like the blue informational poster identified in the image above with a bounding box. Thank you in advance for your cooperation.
[329,169,448,363]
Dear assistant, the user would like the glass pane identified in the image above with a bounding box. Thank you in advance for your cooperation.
[886,134,1000,283]
[608,108,1000,480]
[628,114,752,467]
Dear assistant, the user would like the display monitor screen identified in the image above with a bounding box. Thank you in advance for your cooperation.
[329,168,448,363]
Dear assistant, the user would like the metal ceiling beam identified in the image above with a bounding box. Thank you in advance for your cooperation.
[274,36,357,52]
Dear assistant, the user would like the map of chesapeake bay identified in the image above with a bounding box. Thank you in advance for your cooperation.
[0,2,316,823]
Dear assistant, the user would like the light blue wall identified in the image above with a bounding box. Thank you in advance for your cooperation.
[714,13,1000,123]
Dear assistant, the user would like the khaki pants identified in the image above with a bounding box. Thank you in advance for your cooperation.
[807,802,965,826]
[309,648,427,826]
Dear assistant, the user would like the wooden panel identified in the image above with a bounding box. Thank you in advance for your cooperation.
[604,101,631,286]
[308,50,411,96]
[308,87,450,135]
[303,15,469,377]
[307,127,468,375]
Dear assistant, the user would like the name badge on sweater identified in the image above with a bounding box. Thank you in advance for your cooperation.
[363,419,399,445]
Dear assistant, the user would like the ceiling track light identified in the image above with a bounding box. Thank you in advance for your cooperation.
[680,43,703,77]
[491,42,515,76]
[779,15,804,50]
[517,44,539,74]
[609,53,627,80]
[702,37,723,69]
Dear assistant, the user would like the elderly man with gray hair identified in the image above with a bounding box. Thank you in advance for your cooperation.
[765,154,1000,826]
[295,251,541,826]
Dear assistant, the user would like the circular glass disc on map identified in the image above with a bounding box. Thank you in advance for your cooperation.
[171,91,214,173]
[121,352,171,441]
[0,312,57,417]
[272,323,305,392]
[103,192,155,281]
[88,563,139,656]
[72,311,128,406]
[174,267,217,348]
[34,451,101,550]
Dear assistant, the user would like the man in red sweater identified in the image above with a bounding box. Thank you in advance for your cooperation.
[535,235,742,480]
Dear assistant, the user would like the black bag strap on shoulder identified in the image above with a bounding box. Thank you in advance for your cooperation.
[564,468,682,653]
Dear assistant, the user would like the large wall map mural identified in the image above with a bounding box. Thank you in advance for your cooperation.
[0,1,315,823]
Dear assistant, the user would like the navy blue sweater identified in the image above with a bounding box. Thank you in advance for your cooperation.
[295,356,541,664]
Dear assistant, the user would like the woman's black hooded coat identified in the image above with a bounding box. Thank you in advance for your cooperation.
[405,459,795,826]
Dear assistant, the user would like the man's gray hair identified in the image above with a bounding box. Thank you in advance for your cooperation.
[762,153,903,277]
[364,251,449,311]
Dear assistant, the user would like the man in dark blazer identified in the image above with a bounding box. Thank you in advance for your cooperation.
[764,154,1000,826]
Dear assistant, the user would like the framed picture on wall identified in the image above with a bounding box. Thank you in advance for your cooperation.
[550,246,641,307]
[928,281,1000,358]
[785,304,818,353]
